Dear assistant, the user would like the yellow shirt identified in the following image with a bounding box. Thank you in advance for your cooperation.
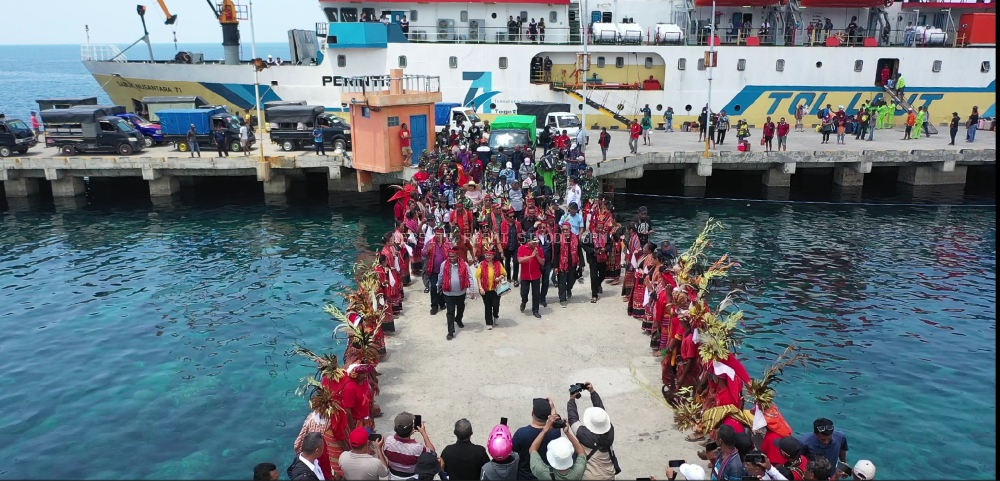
[475,261,507,291]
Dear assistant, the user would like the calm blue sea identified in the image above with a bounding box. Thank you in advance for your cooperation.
[0,45,996,480]
[0,43,288,122]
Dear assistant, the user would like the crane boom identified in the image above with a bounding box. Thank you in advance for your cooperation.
[157,0,178,25]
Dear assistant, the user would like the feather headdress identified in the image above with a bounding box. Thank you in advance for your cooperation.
[746,344,808,411]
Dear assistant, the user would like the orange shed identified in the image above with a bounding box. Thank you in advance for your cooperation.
[957,13,996,46]
[342,69,442,190]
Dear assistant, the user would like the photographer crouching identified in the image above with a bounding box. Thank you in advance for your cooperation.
[567,382,619,480]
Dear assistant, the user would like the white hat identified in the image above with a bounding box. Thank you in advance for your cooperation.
[583,407,611,435]
[545,437,575,470]
[853,460,876,480]
[678,463,706,480]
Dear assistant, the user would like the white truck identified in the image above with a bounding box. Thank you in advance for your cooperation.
[435,103,483,133]
[515,102,582,139]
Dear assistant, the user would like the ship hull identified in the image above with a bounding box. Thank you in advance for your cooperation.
[85,43,996,126]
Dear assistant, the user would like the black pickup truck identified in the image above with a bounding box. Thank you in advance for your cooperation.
[267,105,351,152]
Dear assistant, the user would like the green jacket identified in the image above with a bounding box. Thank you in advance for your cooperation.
[529,451,587,480]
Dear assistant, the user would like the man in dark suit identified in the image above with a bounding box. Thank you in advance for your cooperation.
[287,432,325,480]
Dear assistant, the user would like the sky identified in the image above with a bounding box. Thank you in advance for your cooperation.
[0,0,320,45]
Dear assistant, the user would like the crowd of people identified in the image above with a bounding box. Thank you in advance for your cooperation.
[243,139,883,480]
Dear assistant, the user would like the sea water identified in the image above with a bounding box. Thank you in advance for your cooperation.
[0,45,996,480]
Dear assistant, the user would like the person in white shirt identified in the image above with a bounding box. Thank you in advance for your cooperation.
[564,176,582,210]
[287,432,326,480]
[744,450,788,480]
[340,427,390,480]
[575,127,589,150]
[239,123,251,156]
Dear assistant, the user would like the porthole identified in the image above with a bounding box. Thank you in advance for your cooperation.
[816,61,823,68]
[644,57,653,69]
[776,59,785,72]
[615,57,624,68]
[656,104,663,111]
[337,55,346,67]
[491,12,497,19]
[409,10,418,21]
[981,61,990,73]
[684,104,693,112]
[737,59,746,71]
[854,60,864,72]
[489,103,497,110]
[734,105,742,112]
[597,56,606,68]
[697,58,706,70]
[449,56,458,69]
[932,60,942,72]
[550,11,558,22]
[678,58,687,70]
[499,57,508,69]
[398,56,407,68]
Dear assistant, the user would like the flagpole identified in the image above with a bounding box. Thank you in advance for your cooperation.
[249,0,265,164]
[704,0,716,158]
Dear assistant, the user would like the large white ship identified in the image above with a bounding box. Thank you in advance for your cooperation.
[83,0,996,129]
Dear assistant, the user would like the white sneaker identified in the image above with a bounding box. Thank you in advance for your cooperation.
[487,325,493,330]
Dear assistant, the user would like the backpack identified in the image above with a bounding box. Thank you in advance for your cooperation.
[816,111,824,120]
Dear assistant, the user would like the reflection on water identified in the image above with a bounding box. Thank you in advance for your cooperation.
[0,180,996,480]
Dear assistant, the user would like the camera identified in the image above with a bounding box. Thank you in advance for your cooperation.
[569,382,588,398]
[552,416,567,430]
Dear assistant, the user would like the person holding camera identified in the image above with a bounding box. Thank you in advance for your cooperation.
[512,398,562,480]
[339,427,390,480]
[744,450,788,480]
[529,414,588,480]
[567,382,617,479]
[441,419,491,481]
[384,412,438,480]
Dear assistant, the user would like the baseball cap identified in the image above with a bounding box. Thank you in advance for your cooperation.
[532,398,551,418]
[395,412,415,429]
[348,427,370,448]
[415,451,440,475]
[775,436,802,458]
[678,462,706,480]
[853,460,876,480]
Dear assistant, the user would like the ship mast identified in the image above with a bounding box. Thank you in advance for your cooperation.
[581,0,588,134]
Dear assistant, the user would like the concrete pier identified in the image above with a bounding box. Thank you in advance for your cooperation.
[148,176,181,197]
[51,177,86,197]
[897,165,968,185]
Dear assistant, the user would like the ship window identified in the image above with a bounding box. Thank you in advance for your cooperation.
[520,11,528,22]
[932,60,942,72]
[737,59,746,71]
[449,56,458,68]
[854,60,864,72]
[597,56,606,68]
[644,57,653,69]
[499,57,508,69]
[815,61,823,68]
[410,10,418,21]
[697,58,706,70]
[337,55,346,67]
[340,8,357,22]
[678,58,686,70]
[399,55,407,68]
[324,8,338,22]
[361,8,376,21]
[776,59,785,72]
[550,11,558,23]
[491,13,497,19]
[615,57,624,68]
[982,61,991,73]
[362,107,370,118]
[460,11,468,22]
[388,116,400,127]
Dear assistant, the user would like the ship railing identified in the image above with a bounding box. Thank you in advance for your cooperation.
[340,74,441,95]
[404,25,574,45]
[82,45,127,62]
[687,25,966,48]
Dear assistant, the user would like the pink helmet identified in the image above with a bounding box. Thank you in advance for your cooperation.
[486,424,513,461]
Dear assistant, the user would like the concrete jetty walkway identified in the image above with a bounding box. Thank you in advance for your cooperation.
[373,280,700,479]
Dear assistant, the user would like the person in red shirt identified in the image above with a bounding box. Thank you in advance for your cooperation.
[341,363,376,431]
[880,65,891,87]
[400,123,413,165]
[628,120,642,154]
[554,129,571,150]
[762,116,776,152]
[776,117,790,151]
[517,233,545,318]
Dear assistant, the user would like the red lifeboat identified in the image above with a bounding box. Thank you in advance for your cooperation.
[695,0,783,6]
[800,0,892,7]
